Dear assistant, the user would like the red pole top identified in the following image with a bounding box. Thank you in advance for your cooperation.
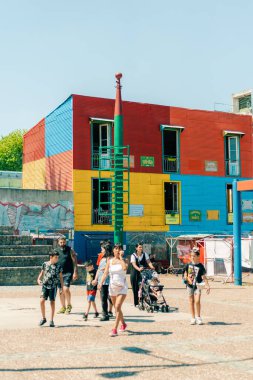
[114,73,123,117]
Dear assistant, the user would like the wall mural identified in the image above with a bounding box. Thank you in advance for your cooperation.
[0,201,74,232]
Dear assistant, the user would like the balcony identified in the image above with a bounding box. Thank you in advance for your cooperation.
[92,209,112,225]
[225,160,240,176]
[163,156,179,173]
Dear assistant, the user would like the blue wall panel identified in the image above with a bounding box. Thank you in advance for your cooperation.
[169,174,253,235]
[74,231,114,264]
[45,96,73,157]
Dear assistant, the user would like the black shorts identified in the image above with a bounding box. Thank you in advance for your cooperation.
[60,272,73,288]
[40,286,57,301]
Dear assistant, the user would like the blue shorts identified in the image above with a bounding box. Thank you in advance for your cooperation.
[87,290,96,302]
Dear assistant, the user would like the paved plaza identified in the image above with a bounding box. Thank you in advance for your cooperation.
[0,274,253,380]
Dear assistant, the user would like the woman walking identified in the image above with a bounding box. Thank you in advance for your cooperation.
[130,243,155,307]
[98,243,128,337]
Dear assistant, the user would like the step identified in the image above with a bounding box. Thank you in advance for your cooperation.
[0,235,33,246]
[0,255,49,267]
[0,266,86,286]
[0,226,15,235]
[0,245,52,256]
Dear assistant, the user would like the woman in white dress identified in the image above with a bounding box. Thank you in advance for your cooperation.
[98,243,128,337]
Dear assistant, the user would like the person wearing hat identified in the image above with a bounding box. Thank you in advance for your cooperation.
[83,260,99,321]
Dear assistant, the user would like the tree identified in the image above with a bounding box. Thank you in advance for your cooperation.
[0,130,26,171]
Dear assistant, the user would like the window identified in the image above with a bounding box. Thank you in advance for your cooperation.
[164,182,180,224]
[225,135,240,176]
[226,184,233,224]
[161,125,183,173]
[92,178,112,225]
[91,121,112,169]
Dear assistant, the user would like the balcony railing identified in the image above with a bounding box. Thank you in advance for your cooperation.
[92,209,112,225]
[92,151,111,169]
[225,160,240,176]
[163,156,179,172]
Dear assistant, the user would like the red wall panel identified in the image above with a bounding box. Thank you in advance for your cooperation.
[23,119,45,164]
[72,95,253,178]
[45,150,73,191]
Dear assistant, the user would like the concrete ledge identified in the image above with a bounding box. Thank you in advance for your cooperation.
[0,245,52,256]
[0,255,49,267]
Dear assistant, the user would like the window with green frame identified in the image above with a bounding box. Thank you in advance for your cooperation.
[91,119,113,169]
[161,125,183,173]
[224,135,240,176]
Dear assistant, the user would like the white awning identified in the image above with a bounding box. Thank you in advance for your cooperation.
[223,130,245,136]
[90,117,114,123]
[160,124,185,131]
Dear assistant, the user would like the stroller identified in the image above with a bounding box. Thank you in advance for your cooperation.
[137,269,170,313]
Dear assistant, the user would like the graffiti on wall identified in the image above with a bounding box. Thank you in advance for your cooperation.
[0,201,74,232]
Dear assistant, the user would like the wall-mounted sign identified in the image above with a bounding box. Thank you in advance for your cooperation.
[228,212,233,224]
[189,210,201,222]
[243,212,253,223]
[205,160,218,172]
[242,199,253,211]
[207,210,219,220]
[140,156,155,167]
[165,213,180,225]
[123,155,135,168]
[129,204,144,217]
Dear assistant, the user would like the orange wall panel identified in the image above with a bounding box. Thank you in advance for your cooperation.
[45,150,73,191]
[23,119,45,164]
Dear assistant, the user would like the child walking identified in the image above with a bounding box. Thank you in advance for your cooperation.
[37,250,64,327]
[183,247,210,325]
[83,260,99,321]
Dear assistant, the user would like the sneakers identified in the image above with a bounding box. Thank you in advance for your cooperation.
[108,311,113,318]
[109,328,118,337]
[93,312,99,318]
[57,306,66,314]
[119,323,127,332]
[83,313,88,321]
[39,318,47,326]
[190,317,203,325]
[100,315,109,321]
[49,320,55,327]
[196,317,203,325]
[65,305,72,314]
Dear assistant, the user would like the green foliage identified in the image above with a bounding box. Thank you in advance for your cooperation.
[0,130,26,171]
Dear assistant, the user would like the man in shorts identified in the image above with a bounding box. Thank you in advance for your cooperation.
[56,236,78,314]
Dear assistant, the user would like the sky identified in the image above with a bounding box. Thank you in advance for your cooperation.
[1,0,253,136]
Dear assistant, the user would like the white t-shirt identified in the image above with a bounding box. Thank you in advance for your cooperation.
[130,252,150,264]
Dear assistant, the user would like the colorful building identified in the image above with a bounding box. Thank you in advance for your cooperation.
[23,94,253,262]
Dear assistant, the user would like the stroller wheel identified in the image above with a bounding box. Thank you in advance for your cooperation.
[165,305,170,313]
[154,305,159,312]
[161,305,165,313]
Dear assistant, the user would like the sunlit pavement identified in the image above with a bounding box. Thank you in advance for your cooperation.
[0,274,253,380]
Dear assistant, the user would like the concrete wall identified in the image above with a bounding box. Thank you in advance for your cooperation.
[0,189,74,233]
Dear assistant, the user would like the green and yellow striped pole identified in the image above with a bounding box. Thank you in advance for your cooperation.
[114,73,124,244]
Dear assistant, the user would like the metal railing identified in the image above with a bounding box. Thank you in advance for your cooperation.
[163,156,179,172]
[92,209,112,225]
[225,160,240,176]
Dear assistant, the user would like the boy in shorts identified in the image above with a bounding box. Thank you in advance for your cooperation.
[37,250,64,327]
[183,247,210,325]
[83,260,99,321]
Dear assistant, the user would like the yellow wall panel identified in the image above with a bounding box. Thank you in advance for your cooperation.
[73,170,171,232]
[23,159,46,190]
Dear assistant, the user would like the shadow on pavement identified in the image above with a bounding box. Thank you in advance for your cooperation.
[207,321,241,326]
